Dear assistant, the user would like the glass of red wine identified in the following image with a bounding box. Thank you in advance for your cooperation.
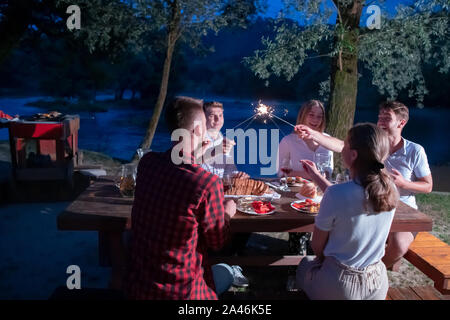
[280,158,292,190]
[223,175,232,193]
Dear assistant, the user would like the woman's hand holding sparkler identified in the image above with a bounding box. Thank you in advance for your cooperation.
[295,124,317,141]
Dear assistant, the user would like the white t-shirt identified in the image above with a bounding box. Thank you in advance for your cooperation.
[385,138,431,209]
[315,181,395,269]
[201,131,236,178]
[277,133,334,177]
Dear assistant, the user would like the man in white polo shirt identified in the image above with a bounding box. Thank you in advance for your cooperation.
[294,101,433,269]
[376,101,433,269]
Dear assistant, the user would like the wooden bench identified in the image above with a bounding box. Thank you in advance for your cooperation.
[404,232,450,295]
[386,286,449,300]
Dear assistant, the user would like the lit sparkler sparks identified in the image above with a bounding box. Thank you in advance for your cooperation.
[255,101,295,128]
[254,101,274,118]
[232,100,296,130]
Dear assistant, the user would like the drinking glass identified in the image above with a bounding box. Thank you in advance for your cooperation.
[137,148,151,160]
[280,158,292,190]
[222,174,233,193]
[117,163,137,197]
[314,153,332,179]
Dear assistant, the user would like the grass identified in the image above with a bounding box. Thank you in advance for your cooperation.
[417,193,450,244]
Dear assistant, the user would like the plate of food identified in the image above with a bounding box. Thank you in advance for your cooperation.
[291,199,320,215]
[237,197,276,215]
[280,176,316,193]
[280,176,310,186]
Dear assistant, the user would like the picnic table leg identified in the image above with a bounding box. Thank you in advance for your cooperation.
[98,231,127,291]
[98,231,111,267]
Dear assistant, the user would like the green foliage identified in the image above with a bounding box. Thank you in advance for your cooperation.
[245,0,450,106]
[359,1,450,105]
[244,22,332,81]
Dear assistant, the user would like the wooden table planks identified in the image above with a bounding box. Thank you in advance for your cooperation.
[58,176,433,234]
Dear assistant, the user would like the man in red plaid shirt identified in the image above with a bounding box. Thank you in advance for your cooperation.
[125,96,237,300]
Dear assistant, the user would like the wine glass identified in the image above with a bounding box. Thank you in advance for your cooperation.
[280,158,292,190]
[222,167,234,193]
[137,148,151,160]
[222,174,232,193]
[314,153,332,179]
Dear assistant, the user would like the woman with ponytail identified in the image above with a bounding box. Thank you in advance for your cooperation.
[295,123,399,300]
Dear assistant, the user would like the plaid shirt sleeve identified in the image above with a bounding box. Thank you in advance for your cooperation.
[198,175,230,251]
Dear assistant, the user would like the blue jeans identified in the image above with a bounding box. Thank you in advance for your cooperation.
[211,263,234,295]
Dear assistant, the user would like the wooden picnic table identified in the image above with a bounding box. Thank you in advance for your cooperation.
[57,176,433,288]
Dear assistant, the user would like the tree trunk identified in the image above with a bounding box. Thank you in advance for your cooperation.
[133,36,176,160]
[327,1,363,172]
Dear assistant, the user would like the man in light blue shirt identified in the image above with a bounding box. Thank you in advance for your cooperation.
[376,101,432,269]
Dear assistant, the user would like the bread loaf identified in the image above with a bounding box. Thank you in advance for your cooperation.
[225,178,268,196]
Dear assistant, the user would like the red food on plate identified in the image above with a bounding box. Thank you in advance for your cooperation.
[251,201,275,214]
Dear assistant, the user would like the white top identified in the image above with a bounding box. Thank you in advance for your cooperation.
[315,181,395,269]
[277,133,334,177]
[385,138,431,209]
[201,131,236,178]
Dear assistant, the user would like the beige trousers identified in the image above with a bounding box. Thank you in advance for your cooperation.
[296,256,389,300]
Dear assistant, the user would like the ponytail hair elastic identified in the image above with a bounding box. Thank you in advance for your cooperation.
[373,161,385,172]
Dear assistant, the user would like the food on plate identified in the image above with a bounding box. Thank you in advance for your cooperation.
[300,182,317,198]
[286,176,295,184]
[292,199,320,214]
[225,178,269,196]
[251,200,275,214]
[295,176,310,184]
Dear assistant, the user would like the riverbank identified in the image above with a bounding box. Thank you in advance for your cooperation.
[1,140,449,191]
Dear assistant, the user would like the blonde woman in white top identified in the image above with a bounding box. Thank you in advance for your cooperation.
[278,100,334,289]
[277,100,334,180]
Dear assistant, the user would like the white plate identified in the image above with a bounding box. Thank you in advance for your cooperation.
[295,192,323,203]
[290,199,320,215]
[224,188,281,200]
[280,177,310,186]
[238,207,276,216]
[237,197,276,215]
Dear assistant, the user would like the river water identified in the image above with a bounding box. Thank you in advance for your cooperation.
[1,96,449,177]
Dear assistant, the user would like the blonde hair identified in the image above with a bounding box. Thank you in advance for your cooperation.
[348,123,399,213]
[296,100,326,132]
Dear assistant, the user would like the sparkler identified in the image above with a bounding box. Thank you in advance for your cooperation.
[255,101,296,128]
[232,100,296,130]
